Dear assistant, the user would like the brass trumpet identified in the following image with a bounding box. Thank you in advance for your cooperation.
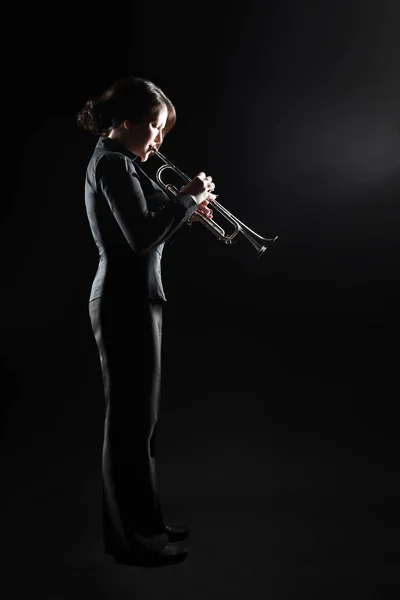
[149,146,278,257]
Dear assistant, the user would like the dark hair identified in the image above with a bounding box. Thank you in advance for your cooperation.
[76,76,176,137]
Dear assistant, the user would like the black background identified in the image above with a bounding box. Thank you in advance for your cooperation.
[0,1,399,597]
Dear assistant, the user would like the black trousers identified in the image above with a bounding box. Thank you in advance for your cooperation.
[89,295,169,554]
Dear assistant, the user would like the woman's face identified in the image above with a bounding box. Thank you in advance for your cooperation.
[125,104,168,161]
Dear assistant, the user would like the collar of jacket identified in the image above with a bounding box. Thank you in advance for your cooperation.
[95,136,141,163]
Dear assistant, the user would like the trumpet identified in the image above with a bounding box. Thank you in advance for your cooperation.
[149,146,278,257]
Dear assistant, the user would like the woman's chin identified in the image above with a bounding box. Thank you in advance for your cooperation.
[141,150,151,162]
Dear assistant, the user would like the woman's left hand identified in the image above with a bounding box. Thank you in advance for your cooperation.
[190,195,216,222]
[180,185,215,222]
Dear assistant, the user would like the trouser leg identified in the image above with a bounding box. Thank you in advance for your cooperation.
[89,297,168,553]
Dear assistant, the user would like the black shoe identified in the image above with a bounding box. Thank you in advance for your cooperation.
[165,524,191,542]
[111,543,189,567]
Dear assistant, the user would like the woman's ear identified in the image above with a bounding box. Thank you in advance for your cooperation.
[123,120,130,130]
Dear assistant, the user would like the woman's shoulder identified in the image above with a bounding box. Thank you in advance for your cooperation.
[86,144,138,191]
[93,146,138,176]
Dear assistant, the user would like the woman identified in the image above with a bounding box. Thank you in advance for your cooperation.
[76,76,216,567]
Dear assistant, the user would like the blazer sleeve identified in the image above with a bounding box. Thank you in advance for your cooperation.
[96,153,198,254]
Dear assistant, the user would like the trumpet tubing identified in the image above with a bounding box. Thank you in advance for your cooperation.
[149,146,278,257]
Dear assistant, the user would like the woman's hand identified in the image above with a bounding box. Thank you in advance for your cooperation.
[179,172,216,221]
[190,197,216,222]
[180,172,216,205]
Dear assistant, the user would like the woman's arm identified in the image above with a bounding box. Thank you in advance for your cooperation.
[96,154,198,254]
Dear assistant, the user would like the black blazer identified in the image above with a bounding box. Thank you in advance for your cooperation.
[85,137,198,302]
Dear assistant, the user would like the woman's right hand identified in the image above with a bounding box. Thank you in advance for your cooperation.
[181,172,216,205]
